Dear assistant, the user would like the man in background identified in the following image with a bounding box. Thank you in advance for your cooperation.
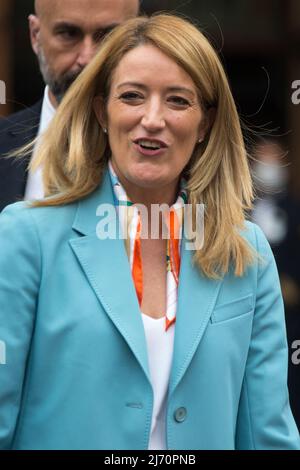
[0,0,139,211]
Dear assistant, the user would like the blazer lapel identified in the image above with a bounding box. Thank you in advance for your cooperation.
[69,169,223,390]
[169,242,223,395]
[69,171,150,382]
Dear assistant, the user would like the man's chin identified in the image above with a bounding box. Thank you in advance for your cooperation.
[50,74,82,103]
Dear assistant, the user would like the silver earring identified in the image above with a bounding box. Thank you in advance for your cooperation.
[198,138,203,143]
[103,128,107,134]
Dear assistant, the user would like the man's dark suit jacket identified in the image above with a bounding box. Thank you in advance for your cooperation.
[0,101,42,212]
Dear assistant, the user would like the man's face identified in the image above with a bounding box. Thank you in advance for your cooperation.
[29,0,139,104]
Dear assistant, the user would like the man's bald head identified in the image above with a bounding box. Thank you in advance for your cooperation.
[29,0,139,106]
[34,0,42,17]
[34,0,139,19]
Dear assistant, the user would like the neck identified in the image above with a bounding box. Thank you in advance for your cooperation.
[110,160,180,209]
[118,176,179,210]
[124,181,180,239]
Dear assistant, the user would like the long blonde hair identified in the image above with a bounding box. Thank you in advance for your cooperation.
[18,14,255,278]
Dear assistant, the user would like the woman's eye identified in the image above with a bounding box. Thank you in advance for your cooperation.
[119,92,143,101]
[169,96,190,106]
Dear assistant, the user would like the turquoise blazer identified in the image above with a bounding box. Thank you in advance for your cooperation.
[0,171,299,450]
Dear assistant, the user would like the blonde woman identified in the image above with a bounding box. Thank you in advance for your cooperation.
[0,14,299,450]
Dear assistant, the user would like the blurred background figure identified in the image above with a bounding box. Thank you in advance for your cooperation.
[0,0,139,210]
[252,140,290,245]
[251,138,300,429]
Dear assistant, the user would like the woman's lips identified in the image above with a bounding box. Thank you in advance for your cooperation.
[133,142,168,156]
[132,138,169,156]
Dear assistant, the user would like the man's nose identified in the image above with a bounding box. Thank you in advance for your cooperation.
[141,100,166,131]
[76,36,96,68]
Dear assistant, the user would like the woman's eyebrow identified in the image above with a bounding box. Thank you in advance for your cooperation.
[116,82,196,96]
[116,82,146,90]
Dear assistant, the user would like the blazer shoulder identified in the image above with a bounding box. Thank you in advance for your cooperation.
[241,221,277,278]
[0,101,42,134]
[0,200,78,238]
[242,220,270,253]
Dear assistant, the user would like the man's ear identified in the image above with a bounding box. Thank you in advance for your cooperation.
[198,107,216,142]
[93,96,107,131]
[28,14,41,56]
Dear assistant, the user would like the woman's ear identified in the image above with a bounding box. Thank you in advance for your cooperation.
[93,96,107,131]
[198,107,216,142]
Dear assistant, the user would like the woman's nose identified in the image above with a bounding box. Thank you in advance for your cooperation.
[141,100,166,131]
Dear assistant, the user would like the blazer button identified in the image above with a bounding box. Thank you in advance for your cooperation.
[174,407,187,423]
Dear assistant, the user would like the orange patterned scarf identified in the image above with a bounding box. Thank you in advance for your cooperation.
[109,161,187,331]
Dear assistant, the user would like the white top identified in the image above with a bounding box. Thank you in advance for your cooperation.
[24,86,56,201]
[141,313,175,450]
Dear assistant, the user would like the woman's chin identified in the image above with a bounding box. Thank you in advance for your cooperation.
[130,175,165,189]
[129,167,168,188]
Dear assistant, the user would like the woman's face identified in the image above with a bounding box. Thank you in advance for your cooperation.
[95,44,208,195]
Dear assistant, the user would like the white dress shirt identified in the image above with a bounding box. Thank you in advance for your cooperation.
[24,86,56,201]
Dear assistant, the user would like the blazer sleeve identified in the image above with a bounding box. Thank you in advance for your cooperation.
[235,224,300,449]
[0,203,41,449]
